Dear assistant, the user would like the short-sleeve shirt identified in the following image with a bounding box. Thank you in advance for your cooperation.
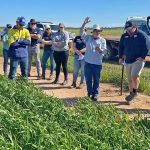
[74,36,86,55]
[28,27,42,46]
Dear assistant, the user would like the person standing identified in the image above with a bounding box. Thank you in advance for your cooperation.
[52,23,69,85]
[27,19,42,79]
[41,25,54,80]
[70,31,86,89]
[1,24,12,75]
[8,17,31,79]
[80,17,107,101]
[119,21,150,105]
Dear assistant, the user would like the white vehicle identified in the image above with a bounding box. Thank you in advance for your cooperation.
[36,21,75,41]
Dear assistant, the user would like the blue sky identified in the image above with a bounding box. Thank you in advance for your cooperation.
[0,0,150,27]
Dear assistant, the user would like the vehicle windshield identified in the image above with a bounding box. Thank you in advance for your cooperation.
[130,19,150,34]
[50,25,59,31]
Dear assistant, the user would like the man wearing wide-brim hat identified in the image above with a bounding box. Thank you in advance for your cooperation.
[27,19,42,79]
[80,17,107,101]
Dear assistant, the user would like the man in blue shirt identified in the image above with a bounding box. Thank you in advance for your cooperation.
[27,19,42,79]
[1,24,12,75]
[119,21,150,104]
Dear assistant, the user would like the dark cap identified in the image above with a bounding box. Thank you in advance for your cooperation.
[6,24,12,28]
[125,21,136,29]
[30,19,36,24]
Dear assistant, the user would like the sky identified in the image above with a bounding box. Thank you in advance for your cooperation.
[0,0,150,27]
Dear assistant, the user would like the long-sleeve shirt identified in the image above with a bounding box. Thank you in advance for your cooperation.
[52,31,69,52]
[8,26,31,58]
[119,29,150,63]
[80,28,107,65]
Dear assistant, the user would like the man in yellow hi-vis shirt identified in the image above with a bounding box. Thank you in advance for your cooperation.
[8,17,31,79]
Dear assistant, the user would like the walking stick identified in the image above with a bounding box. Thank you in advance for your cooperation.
[120,62,125,96]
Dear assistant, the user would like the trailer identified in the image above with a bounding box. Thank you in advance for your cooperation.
[104,16,150,61]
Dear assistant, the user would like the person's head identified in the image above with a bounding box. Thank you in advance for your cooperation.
[125,21,137,34]
[6,24,12,31]
[45,25,52,34]
[59,23,65,33]
[91,24,102,39]
[30,19,37,29]
[16,17,26,30]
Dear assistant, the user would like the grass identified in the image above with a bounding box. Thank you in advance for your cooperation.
[66,28,122,37]
[0,76,150,149]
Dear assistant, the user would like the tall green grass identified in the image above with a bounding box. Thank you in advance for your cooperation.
[0,76,150,149]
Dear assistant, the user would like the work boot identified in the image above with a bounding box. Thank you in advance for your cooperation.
[92,95,99,101]
[70,82,76,88]
[37,74,42,80]
[51,79,59,84]
[61,80,68,85]
[125,92,138,105]
[49,73,53,80]
[76,83,84,89]
[42,73,46,80]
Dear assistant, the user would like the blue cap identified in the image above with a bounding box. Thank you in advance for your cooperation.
[16,16,26,26]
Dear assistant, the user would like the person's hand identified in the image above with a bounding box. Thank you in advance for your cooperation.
[76,50,81,55]
[119,58,123,65]
[95,47,102,53]
[84,17,91,24]
[136,57,145,61]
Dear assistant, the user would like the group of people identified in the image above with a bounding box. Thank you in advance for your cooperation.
[1,16,150,104]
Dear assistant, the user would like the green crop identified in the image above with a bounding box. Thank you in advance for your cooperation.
[0,76,150,150]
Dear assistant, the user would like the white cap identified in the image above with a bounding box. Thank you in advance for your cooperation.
[45,25,51,30]
[92,24,102,32]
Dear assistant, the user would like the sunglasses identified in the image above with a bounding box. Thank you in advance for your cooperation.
[59,27,64,28]
[31,23,36,25]
[93,29,101,33]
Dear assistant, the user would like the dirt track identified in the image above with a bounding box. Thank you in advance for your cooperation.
[0,57,150,116]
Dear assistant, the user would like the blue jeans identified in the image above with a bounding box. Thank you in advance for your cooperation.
[41,50,54,75]
[73,55,85,84]
[3,49,9,75]
[84,62,102,97]
[9,57,28,79]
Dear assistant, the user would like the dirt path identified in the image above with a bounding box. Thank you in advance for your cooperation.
[0,57,150,116]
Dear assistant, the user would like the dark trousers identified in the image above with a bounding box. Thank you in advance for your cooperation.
[53,51,69,80]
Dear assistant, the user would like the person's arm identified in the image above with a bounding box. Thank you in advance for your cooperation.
[31,28,42,39]
[118,35,125,64]
[80,17,90,41]
[73,42,81,55]
[42,40,52,45]
[54,33,69,48]
[18,30,31,46]
[137,34,150,61]
[80,48,86,53]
